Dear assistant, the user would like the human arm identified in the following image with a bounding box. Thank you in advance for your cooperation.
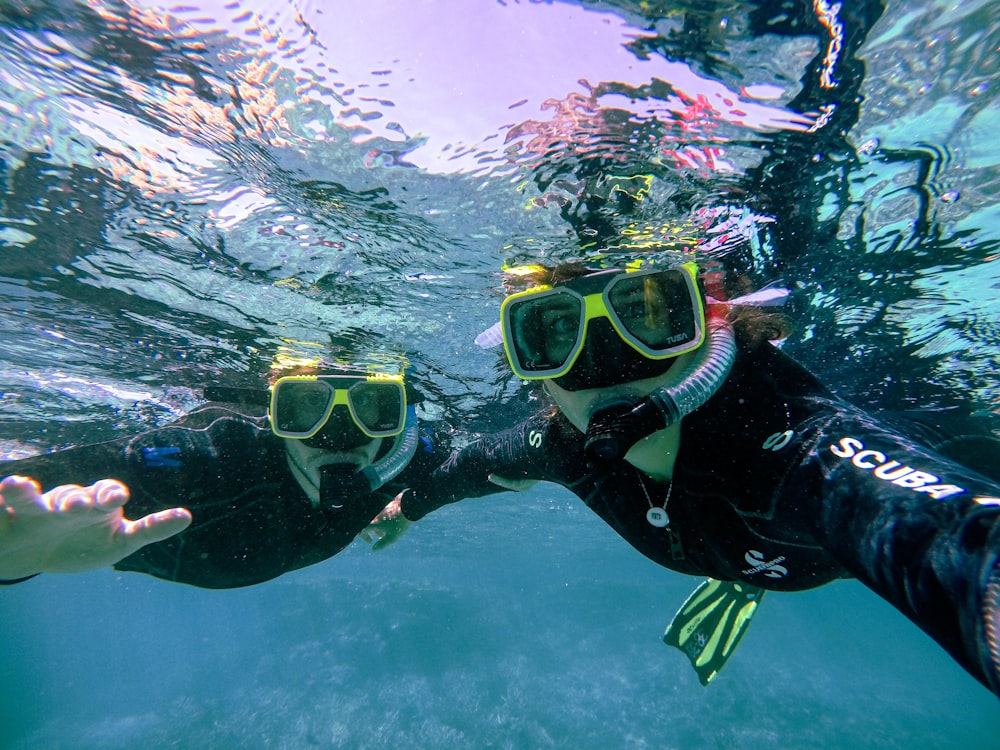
[0,405,313,588]
[360,471,539,551]
[396,415,555,523]
[788,406,1000,696]
[673,342,1000,694]
[0,475,191,580]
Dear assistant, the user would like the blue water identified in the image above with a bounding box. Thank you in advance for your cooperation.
[6,493,1000,749]
[5,495,1000,748]
[2,0,999,747]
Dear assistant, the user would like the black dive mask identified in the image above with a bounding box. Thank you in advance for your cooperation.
[553,317,678,392]
[301,409,378,452]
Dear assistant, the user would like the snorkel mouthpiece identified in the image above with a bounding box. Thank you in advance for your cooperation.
[585,398,671,462]
[319,464,372,509]
[584,318,736,462]
[319,406,420,508]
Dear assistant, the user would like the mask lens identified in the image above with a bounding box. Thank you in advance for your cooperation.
[272,380,334,436]
[347,382,405,436]
[607,269,699,352]
[505,290,584,375]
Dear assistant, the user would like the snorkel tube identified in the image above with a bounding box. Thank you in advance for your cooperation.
[362,404,420,491]
[318,405,419,509]
[585,308,736,462]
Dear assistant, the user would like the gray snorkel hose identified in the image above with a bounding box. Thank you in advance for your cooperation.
[584,317,736,462]
[362,405,420,490]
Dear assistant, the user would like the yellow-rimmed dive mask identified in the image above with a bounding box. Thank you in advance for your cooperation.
[500,262,706,390]
[269,373,406,441]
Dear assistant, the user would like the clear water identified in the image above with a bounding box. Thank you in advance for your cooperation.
[2,0,999,747]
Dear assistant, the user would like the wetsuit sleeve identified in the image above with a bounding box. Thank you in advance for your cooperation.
[0,406,266,518]
[1,405,398,588]
[400,415,553,522]
[0,439,133,493]
[784,404,1000,695]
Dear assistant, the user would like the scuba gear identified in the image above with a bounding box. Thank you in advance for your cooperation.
[500,263,705,385]
[663,578,767,685]
[550,317,684,392]
[585,318,736,461]
[269,374,406,440]
[301,408,378,452]
[498,260,734,460]
[269,369,420,510]
[317,405,420,509]
[319,464,369,509]
[362,405,419,490]
[270,371,418,508]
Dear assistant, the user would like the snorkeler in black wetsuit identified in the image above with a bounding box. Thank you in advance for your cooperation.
[394,262,1000,696]
[0,368,451,589]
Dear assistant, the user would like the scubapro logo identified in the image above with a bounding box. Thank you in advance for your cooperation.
[829,437,965,500]
[527,429,543,449]
[742,549,788,578]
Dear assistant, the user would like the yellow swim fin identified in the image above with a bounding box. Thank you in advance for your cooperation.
[663,578,766,685]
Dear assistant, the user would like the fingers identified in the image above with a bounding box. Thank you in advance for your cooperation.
[371,524,404,552]
[370,517,410,552]
[359,527,385,545]
[44,484,99,513]
[370,497,402,524]
[1,474,41,495]
[92,480,130,510]
[122,508,192,550]
[0,475,43,509]
[2,477,106,517]
[23,479,130,515]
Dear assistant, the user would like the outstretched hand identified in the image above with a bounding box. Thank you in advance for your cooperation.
[0,475,192,580]
[359,491,411,552]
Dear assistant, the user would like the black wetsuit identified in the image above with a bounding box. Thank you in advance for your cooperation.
[402,343,1000,696]
[0,402,450,589]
